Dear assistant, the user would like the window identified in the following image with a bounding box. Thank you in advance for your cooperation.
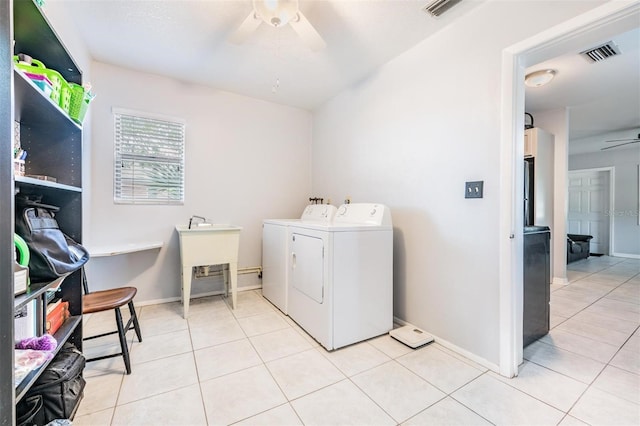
[114,109,185,204]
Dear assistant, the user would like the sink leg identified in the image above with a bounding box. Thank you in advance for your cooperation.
[230,262,238,310]
[182,266,192,318]
[222,266,229,298]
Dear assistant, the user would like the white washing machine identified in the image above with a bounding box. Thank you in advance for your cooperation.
[262,204,337,314]
[287,203,393,350]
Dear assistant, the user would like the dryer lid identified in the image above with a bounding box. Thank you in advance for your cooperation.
[300,204,337,224]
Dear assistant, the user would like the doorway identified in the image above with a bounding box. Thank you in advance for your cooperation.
[567,168,614,255]
[498,2,640,377]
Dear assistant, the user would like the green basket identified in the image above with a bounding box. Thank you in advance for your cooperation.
[68,83,94,124]
[14,56,67,108]
[59,80,72,113]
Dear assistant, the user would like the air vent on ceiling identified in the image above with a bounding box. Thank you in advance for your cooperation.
[423,0,463,17]
[580,42,621,63]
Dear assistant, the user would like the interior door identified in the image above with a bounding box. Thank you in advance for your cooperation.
[290,233,324,303]
[567,170,610,254]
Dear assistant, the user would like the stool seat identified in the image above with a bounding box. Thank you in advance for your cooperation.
[82,275,142,375]
[83,287,137,314]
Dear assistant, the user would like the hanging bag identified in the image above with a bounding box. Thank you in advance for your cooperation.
[15,199,89,282]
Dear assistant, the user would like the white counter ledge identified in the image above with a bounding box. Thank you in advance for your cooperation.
[88,242,163,257]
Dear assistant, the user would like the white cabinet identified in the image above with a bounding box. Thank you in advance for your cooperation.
[525,128,555,227]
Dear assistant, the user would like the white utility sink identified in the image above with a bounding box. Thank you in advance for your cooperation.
[176,224,242,318]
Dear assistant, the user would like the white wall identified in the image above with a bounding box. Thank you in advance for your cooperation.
[311,0,604,366]
[569,131,640,257]
[85,62,313,302]
[534,109,570,284]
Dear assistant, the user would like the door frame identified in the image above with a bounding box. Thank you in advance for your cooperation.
[498,1,640,377]
[568,167,615,256]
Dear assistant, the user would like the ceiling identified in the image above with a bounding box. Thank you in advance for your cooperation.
[61,1,639,152]
[525,27,640,151]
[64,0,484,111]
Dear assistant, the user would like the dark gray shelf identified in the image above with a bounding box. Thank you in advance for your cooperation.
[13,0,82,84]
[7,0,85,420]
[14,69,81,134]
[15,315,82,402]
[16,176,82,193]
[14,275,68,310]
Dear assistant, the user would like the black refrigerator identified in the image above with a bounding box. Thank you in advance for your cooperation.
[523,226,550,347]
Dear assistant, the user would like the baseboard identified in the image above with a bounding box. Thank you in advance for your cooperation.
[135,285,262,307]
[392,316,500,374]
[552,277,569,285]
[611,252,640,260]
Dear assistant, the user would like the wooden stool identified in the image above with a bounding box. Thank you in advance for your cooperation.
[83,279,142,374]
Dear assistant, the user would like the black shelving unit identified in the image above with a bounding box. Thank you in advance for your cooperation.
[1,1,16,424]
[2,1,85,423]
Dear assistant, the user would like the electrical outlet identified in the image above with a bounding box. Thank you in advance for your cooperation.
[345,196,351,204]
[465,181,484,199]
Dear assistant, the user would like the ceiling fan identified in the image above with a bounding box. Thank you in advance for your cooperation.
[601,133,640,151]
[230,0,326,51]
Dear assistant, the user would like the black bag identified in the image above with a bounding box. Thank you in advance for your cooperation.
[15,200,89,282]
[16,395,44,426]
[24,343,86,423]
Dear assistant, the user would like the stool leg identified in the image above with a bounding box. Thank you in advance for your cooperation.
[128,301,143,342]
[115,307,132,375]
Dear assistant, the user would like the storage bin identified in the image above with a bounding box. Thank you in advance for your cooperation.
[68,83,94,124]
[14,159,25,177]
[14,56,66,106]
[24,72,53,98]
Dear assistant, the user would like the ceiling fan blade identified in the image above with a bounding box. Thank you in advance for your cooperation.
[229,11,261,44]
[601,140,640,150]
[290,11,326,51]
[605,133,640,143]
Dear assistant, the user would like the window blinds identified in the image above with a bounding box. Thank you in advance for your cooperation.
[114,111,185,204]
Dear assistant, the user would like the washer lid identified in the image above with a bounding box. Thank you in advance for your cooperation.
[334,203,392,227]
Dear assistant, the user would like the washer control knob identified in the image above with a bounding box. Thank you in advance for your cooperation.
[338,206,347,215]
[370,208,377,216]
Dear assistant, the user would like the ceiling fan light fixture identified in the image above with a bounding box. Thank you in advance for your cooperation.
[525,69,556,87]
[253,0,299,28]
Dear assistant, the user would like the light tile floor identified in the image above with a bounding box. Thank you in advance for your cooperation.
[74,256,639,425]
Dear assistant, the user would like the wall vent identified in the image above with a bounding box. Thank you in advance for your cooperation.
[423,0,463,17]
[580,42,621,63]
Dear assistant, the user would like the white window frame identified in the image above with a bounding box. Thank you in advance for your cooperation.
[113,108,185,205]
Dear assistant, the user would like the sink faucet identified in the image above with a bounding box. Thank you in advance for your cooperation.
[188,215,206,229]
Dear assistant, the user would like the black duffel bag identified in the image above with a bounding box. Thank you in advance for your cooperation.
[22,343,86,423]
[16,395,44,426]
[15,198,89,282]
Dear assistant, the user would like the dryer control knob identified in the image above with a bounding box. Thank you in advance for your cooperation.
[338,206,347,215]
[370,208,377,216]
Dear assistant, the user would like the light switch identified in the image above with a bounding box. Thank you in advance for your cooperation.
[465,181,484,199]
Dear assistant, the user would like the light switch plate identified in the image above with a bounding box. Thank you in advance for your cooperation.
[465,181,484,198]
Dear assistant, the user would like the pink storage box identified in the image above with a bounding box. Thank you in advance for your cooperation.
[24,71,53,97]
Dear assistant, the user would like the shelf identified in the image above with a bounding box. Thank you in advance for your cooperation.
[14,69,81,132]
[16,176,82,193]
[15,315,82,402]
[14,275,67,310]
[13,0,81,84]
[88,242,164,257]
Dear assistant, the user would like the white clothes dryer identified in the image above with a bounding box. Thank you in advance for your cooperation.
[262,204,337,314]
[287,203,393,350]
